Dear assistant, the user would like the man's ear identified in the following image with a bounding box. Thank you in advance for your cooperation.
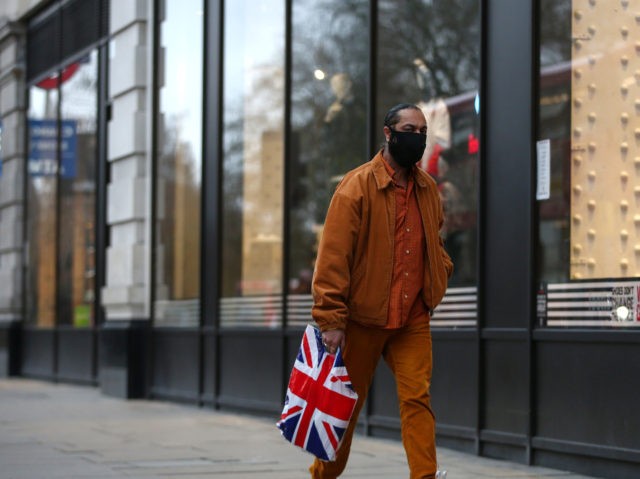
[383,125,391,142]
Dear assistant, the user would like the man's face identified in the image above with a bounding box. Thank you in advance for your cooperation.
[384,108,428,142]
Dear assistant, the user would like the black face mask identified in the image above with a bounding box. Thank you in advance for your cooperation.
[387,129,427,168]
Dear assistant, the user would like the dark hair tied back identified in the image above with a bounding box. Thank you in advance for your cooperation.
[383,103,422,128]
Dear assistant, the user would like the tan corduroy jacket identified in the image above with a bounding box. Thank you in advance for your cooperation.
[311,151,454,332]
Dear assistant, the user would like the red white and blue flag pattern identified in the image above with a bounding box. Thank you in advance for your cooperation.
[277,325,358,461]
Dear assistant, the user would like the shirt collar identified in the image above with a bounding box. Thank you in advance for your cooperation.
[372,150,429,190]
[381,154,416,187]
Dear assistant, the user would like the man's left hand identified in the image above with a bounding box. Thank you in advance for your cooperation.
[321,329,345,355]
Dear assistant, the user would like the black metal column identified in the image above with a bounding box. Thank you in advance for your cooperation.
[480,0,535,464]
[202,0,224,407]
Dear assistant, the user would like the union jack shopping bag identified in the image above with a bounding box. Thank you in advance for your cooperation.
[277,324,358,461]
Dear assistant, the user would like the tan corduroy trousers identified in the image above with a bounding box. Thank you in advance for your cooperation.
[309,318,437,479]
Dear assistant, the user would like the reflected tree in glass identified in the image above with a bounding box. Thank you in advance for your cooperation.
[289,0,369,294]
[377,0,481,287]
[221,0,285,307]
[154,0,203,326]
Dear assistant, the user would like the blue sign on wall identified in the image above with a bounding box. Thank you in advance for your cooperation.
[28,119,77,178]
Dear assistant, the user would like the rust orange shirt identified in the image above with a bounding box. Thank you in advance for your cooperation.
[382,158,429,329]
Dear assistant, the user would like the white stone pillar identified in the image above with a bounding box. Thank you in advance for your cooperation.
[0,21,25,323]
[102,0,152,320]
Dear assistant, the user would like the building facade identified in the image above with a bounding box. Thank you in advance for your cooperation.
[0,1,638,477]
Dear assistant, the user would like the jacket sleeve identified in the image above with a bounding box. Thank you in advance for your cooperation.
[311,188,361,332]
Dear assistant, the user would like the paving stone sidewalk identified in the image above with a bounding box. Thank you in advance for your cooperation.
[0,378,593,478]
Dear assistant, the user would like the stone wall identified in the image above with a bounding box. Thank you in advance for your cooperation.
[0,20,25,323]
[102,0,151,320]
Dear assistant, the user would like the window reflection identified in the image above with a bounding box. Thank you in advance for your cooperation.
[378,0,480,289]
[286,0,369,325]
[539,0,640,282]
[220,0,285,327]
[537,0,640,327]
[376,0,480,327]
[58,52,98,327]
[154,0,203,327]
[25,50,101,329]
[26,83,59,327]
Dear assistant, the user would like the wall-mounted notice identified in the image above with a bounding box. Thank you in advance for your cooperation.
[536,139,550,200]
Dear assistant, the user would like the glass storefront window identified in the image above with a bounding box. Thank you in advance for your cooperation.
[26,52,99,329]
[287,0,369,326]
[26,83,59,327]
[154,0,204,327]
[537,0,640,327]
[58,52,98,327]
[23,0,109,330]
[377,0,481,326]
[220,0,285,328]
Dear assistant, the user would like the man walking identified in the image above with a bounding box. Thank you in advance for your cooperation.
[310,103,453,478]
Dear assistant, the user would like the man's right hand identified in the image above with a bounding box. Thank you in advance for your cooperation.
[321,329,345,355]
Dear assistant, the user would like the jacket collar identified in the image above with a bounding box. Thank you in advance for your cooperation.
[371,150,430,190]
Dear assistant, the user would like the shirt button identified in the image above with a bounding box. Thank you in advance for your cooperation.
[406,227,410,232]
[404,272,409,277]
[405,249,410,254]
[404,294,408,299]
